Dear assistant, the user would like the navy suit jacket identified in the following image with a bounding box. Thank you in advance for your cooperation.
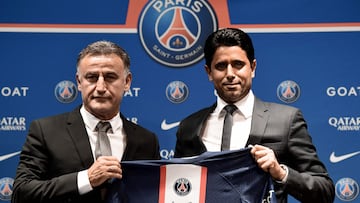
[174,97,334,203]
[12,106,160,203]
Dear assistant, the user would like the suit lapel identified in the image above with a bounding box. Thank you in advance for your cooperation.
[196,103,217,136]
[66,107,94,168]
[246,98,269,145]
[186,104,216,154]
[120,114,136,160]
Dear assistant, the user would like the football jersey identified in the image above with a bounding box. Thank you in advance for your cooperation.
[105,147,277,203]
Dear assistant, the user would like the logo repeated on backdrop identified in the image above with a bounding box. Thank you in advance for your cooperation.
[328,116,360,131]
[138,0,218,67]
[160,149,174,160]
[0,86,29,97]
[165,81,189,103]
[161,119,180,131]
[335,177,359,201]
[0,177,13,201]
[330,151,360,163]
[327,86,360,97]
[124,87,141,97]
[0,152,20,162]
[276,80,301,103]
[0,117,26,131]
[54,80,78,103]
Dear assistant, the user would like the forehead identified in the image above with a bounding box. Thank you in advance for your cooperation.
[78,54,124,71]
[213,46,248,60]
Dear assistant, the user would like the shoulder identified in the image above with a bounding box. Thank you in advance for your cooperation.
[121,114,156,137]
[254,97,305,123]
[31,107,80,125]
[180,104,216,123]
[28,107,82,134]
[255,97,300,113]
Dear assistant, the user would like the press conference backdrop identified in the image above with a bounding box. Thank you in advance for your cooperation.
[1,0,359,202]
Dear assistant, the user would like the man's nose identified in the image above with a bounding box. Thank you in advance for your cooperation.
[96,76,107,91]
[226,65,236,78]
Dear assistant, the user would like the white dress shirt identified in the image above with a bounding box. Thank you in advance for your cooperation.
[77,105,126,194]
[202,90,254,151]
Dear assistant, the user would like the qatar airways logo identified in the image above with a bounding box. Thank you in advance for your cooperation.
[327,86,360,97]
[0,117,26,131]
[329,116,360,131]
[138,0,218,67]
[160,149,174,160]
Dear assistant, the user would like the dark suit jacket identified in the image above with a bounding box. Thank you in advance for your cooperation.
[174,98,335,203]
[12,106,160,203]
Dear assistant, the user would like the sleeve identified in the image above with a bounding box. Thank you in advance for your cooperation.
[283,109,335,203]
[11,120,80,203]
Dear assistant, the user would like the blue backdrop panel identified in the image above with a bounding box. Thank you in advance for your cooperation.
[1,0,359,202]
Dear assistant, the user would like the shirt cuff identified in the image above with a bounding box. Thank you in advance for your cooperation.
[77,170,93,195]
[278,164,289,183]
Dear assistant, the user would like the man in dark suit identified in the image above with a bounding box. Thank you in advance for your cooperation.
[12,40,160,203]
[174,28,334,203]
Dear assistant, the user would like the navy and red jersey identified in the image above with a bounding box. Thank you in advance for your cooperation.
[106,147,277,203]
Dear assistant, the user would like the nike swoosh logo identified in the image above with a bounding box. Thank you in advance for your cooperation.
[161,119,180,130]
[0,151,21,162]
[330,151,360,163]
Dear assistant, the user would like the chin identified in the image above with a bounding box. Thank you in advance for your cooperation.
[90,102,110,110]
[222,92,238,100]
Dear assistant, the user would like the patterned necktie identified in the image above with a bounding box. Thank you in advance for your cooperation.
[221,104,237,151]
[95,121,112,159]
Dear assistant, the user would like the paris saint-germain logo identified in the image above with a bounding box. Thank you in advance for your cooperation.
[174,178,191,196]
[139,0,218,67]
[335,177,359,201]
[0,177,13,201]
[166,81,189,103]
[276,80,301,103]
[54,80,78,103]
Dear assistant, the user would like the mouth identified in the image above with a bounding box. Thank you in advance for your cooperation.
[223,83,240,89]
[92,96,110,101]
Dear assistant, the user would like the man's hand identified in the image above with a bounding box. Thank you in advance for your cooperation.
[88,156,122,187]
[250,144,286,181]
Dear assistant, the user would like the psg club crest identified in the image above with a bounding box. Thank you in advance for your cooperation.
[174,178,192,196]
[54,80,78,103]
[159,164,207,203]
[276,80,300,103]
[0,177,13,201]
[165,81,189,103]
[138,0,218,67]
[335,177,359,201]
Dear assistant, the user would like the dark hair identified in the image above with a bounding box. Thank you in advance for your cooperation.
[77,40,130,72]
[204,28,255,67]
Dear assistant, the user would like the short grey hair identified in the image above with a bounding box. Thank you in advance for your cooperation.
[76,40,130,73]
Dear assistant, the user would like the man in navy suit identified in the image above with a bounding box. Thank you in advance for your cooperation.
[174,28,334,203]
[12,40,160,203]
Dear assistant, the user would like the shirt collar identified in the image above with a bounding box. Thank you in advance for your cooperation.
[215,90,254,119]
[80,105,123,132]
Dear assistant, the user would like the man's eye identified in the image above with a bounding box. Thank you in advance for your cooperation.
[215,63,227,70]
[232,61,245,68]
[85,75,98,82]
[104,74,118,82]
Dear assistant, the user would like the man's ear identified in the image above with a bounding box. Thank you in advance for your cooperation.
[205,65,213,81]
[76,74,82,91]
[251,59,257,78]
[124,72,132,91]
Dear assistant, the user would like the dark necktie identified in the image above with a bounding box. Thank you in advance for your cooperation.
[221,104,237,151]
[95,121,112,159]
